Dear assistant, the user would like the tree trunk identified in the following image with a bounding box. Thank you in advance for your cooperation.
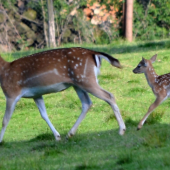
[41,0,49,47]
[47,0,56,48]
[124,0,133,42]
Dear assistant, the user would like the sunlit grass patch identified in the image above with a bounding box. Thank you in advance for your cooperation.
[127,80,140,84]
[104,113,116,122]
[128,87,147,94]
[104,109,132,123]
[99,73,120,80]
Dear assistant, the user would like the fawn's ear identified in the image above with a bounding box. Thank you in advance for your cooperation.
[150,54,157,63]
[142,57,147,67]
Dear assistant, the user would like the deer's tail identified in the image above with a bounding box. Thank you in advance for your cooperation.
[94,52,122,69]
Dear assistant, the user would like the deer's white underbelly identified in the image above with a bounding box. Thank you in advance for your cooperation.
[22,82,70,98]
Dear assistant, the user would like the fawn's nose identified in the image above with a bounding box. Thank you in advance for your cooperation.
[133,68,137,73]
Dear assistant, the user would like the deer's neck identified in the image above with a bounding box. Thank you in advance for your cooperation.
[144,65,158,88]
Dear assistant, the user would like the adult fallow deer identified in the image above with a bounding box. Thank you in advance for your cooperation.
[0,47,126,142]
[133,54,170,130]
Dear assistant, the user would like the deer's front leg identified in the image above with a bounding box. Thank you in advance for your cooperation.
[34,96,61,141]
[0,98,18,143]
[137,95,166,130]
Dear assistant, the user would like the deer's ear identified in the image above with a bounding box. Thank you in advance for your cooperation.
[142,57,147,67]
[150,54,157,63]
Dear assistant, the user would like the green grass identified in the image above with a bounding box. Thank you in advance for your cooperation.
[1,40,170,169]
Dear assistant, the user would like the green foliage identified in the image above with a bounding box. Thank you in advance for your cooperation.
[133,0,170,40]
[0,0,16,8]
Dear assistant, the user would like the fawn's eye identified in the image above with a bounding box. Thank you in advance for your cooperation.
[137,64,141,68]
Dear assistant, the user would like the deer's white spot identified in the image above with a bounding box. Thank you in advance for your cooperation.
[53,68,59,75]
[17,80,22,85]
[81,75,85,78]
[64,66,66,69]
[68,52,72,54]
[5,72,9,76]
[58,59,60,62]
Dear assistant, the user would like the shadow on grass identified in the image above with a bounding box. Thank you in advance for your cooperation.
[0,122,170,169]
[29,133,54,142]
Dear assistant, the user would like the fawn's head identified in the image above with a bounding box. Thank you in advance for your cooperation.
[133,54,157,74]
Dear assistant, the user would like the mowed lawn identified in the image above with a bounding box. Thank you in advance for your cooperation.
[0,41,170,170]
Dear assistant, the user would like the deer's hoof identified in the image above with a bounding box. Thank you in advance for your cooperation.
[119,128,126,135]
[55,135,61,141]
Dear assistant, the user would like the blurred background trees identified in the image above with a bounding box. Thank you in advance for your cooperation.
[0,0,169,51]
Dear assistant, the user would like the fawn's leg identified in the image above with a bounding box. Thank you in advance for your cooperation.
[137,94,167,130]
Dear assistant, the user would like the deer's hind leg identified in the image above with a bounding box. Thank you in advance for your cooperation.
[85,82,126,135]
[67,86,92,138]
